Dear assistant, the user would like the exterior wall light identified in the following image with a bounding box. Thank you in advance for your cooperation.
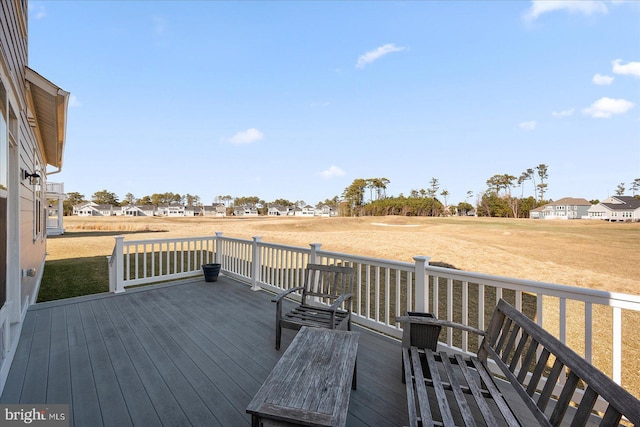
[23,170,41,185]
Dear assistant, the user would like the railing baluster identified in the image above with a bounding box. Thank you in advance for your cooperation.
[613,307,622,384]
[447,278,453,346]
[478,284,485,349]
[462,281,468,352]
[585,302,592,364]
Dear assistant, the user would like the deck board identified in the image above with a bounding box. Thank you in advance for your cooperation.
[1,276,410,426]
[64,303,102,427]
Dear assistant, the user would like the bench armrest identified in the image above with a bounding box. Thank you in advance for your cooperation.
[329,293,353,310]
[271,286,305,303]
[396,315,486,337]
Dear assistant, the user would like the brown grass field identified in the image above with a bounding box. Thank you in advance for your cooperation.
[51,215,639,295]
[47,215,640,398]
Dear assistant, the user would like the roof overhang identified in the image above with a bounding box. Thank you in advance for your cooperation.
[24,66,70,169]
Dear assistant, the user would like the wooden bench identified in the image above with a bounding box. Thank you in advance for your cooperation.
[246,326,359,427]
[397,299,640,426]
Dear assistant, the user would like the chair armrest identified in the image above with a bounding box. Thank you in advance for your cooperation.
[329,293,353,310]
[396,315,486,337]
[271,286,305,303]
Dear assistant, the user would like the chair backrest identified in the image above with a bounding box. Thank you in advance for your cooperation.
[301,263,355,305]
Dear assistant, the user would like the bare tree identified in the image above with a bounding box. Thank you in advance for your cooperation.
[536,164,549,200]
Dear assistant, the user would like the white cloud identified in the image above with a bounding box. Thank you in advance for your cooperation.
[519,121,537,131]
[612,59,640,78]
[582,97,634,118]
[356,44,406,69]
[319,165,346,179]
[523,0,608,21]
[229,128,264,144]
[552,108,575,118]
[592,74,614,85]
[68,95,82,108]
[28,3,46,20]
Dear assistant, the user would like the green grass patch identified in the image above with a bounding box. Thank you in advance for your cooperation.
[38,256,109,302]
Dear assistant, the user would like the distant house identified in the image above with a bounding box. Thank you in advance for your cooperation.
[96,204,115,216]
[203,204,226,217]
[268,205,290,216]
[529,197,591,220]
[316,205,337,217]
[234,205,259,216]
[139,205,156,216]
[156,205,185,217]
[121,204,159,216]
[72,202,115,216]
[73,202,98,216]
[300,205,315,216]
[184,205,202,217]
[587,196,640,222]
[120,205,144,216]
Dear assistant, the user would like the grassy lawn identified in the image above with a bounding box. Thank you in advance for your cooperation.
[39,256,108,302]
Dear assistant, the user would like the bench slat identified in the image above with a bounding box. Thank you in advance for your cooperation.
[484,345,552,427]
[410,347,436,426]
[424,348,455,426]
[598,404,623,427]
[454,354,497,426]
[501,323,522,364]
[526,347,551,397]
[517,339,539,384]
[402,347,420,427]
[509,330,530,372]
[439,352,476,427]
[494,317,513,354]
[549,371,580,425]
[569,386,598,427]
[537,357,565,412]
[469,356,521,427]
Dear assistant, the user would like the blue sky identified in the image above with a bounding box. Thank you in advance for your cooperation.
[29,1,639,206]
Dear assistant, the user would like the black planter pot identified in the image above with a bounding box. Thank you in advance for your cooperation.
[202,263,221,282]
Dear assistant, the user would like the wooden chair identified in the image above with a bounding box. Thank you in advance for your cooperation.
[271,263,355,350]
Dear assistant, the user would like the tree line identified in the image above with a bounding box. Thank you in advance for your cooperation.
[60,190,340,216]
[58,167,640,218]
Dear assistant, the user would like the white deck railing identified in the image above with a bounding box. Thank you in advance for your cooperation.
[45,182,64,194]
[107,232,640,397]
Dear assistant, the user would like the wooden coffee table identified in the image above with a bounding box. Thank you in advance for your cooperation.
[246,327,359,426]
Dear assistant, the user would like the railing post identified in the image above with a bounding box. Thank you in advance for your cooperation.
[309,243,321,265]
[251,236,262,291]
[413,256,430,312]
[114,236,126,293]
[214,231,223,264]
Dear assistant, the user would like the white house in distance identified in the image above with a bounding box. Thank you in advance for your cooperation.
[587,196,640,222]
[1,2,70,391]
[529,197,591,220]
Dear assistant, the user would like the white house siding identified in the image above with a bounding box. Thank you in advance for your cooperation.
[1,0,70,393]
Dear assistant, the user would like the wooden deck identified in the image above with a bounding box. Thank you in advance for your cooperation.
[1,276,410,426]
